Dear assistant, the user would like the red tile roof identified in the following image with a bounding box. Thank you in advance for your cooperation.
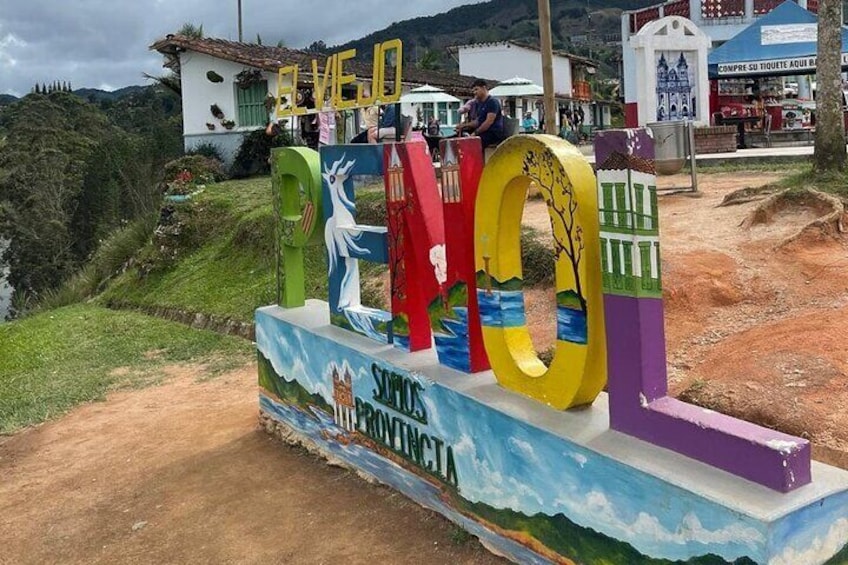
[149,35,493,96]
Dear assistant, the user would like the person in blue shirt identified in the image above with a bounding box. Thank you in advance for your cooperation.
[522,111,538,133]
[368,103,399,143]
[470,79,506,148]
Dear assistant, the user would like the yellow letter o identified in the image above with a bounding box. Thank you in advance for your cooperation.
[474,135,606,409]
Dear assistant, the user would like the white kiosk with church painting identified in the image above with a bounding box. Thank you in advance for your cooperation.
[629,16,710,126]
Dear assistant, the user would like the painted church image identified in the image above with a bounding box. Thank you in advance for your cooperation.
[656,52,695,121]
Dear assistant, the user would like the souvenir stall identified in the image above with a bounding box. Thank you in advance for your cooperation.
[708,1,848,146]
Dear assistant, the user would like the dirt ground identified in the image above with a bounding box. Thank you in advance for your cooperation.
[523,171,848,465]
[2,171,847,564]
[0,364,506,565]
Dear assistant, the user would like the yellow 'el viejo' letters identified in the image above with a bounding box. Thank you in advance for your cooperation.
[276,39,403,118]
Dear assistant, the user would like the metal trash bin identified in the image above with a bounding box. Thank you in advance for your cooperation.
[647,121,688,175]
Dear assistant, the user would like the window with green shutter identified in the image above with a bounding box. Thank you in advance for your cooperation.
[236,81,269,127]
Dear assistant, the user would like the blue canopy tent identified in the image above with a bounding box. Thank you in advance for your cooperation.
[708,1,848,79]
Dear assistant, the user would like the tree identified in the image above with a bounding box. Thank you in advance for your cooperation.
[307,40,327,53]
[813,0,846,173]
[416,49,441,71]
[177,22,204,39]
[146,22,204,96]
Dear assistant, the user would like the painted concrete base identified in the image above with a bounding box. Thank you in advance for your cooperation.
[257,301,848,565]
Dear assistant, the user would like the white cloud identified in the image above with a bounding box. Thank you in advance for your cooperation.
[0,0,478,95]
[554,490,765,555]
[508,436,540,464]
[770,518,848,565]
[567,451,588,468]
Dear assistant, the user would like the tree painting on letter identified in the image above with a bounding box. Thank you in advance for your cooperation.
[521,149,587,345]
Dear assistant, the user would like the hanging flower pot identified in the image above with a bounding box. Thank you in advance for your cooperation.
[236,69,263,90]
[210,104,225,120]
[222,120,236,130]
[206,122,216,131]
[206,71,224,83]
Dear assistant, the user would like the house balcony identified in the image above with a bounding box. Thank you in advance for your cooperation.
[627,0,818,35]
[572,80,592,101]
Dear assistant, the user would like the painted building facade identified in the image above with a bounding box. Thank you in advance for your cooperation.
[596,152,661,297]
[621,0,820,126]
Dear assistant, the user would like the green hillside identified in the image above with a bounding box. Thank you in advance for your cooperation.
[100,176,387,324]
[331,0,655,78]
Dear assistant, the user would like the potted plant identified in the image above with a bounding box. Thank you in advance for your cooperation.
[235,68,263,90]
[210,104,225,120]
[206,122,216,131]
[222,119,236,130]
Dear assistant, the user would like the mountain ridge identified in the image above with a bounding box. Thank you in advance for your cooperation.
[329,0,656,77]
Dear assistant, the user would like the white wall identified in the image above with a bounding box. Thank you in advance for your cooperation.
[179,51,281,137]
[458,43,573,96]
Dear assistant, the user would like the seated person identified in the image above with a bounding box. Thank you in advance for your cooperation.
[369,104,399,143]
[427,116,441,136]
[469,79,506,148]
[352,104,379,144]
[454,98,478,135]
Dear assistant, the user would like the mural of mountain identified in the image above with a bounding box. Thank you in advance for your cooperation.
[475,271,523,292]
[456,498,759,565]
[258,352,332,414]
[330,0,656,77]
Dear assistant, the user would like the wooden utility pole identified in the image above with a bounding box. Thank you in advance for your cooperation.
[238,0,244,42]
[538,0,558,134]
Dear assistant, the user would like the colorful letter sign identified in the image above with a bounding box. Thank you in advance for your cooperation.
[595,129,810,492]
[474,136,606,409]
[270,147,322,308]
[273,131,812,492]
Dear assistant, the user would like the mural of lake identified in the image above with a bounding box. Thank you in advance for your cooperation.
[0,239,11,322]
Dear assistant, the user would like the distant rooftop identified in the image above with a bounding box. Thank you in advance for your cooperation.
[149,35,494,96]
[449,40,599,70]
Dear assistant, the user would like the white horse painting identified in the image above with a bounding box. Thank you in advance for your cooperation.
[323,154,369,311]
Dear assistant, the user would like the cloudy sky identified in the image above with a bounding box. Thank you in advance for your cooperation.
[0,0,479,96]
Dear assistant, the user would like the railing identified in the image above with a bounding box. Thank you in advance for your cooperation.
[664,0,690,17]
[701,0,745,18]
[628,0,817,36]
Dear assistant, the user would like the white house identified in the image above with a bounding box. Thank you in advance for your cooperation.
[150,35,488,163]
[451,40,611,131]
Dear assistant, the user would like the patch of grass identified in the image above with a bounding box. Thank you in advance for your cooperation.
[685,160,810,174]
[771,164,848,197]
[37,214,158,312]
[99,175,389,323]
[0,304,253,434]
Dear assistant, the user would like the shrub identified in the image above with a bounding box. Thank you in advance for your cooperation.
[187,142,224,161]
[163,154,226,183]
[230,128,294,179]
